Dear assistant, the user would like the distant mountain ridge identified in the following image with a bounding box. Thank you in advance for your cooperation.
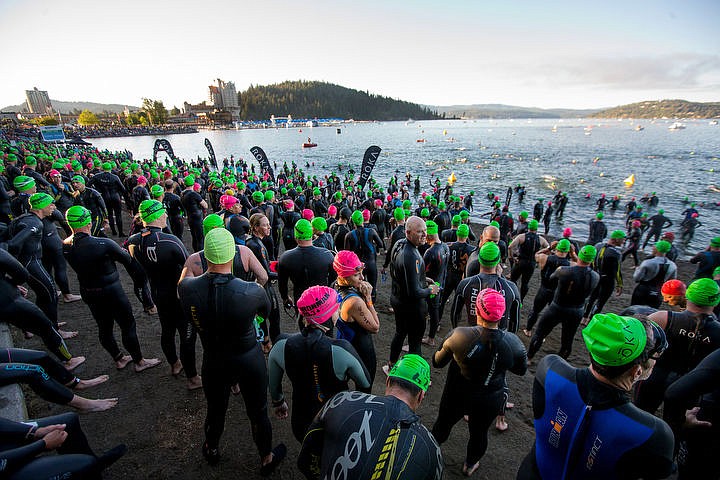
[1,100,137,114]
[590,99,720,119]
[431,104,600,119]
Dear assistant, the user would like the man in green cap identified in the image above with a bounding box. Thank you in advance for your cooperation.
[636,278,720,414]
[10,175,36,217]
[180,174,208,252]
[527,245,600,362]
[587,211,608,246]
[127,200,201,390]
[440,214,462,243]
[311,216,333,251]
[518,313,674,479]
[421,220,450,347]
[88,161,127,237]
[62,205,161,372]
[381,207,406,283]
[508,218,549,300]
[583,230,626,325]
[642,208,673,250]
[442,223,476,316]
[631,240,677,308]
[21,155,51,191]
[298,354,443,479]
[689,236,720,280]
[71,175,108,237]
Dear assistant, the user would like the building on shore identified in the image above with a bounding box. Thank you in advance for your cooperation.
[25,87,53,114]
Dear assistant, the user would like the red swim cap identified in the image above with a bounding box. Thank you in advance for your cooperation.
[563,228,572,238]
[333,250,365,278]
[475,288,506,322]
[661,279,686,296]
[632,220,641,227]
[692,213,699,218]
[662,231,675,241]
[297,286,340,325]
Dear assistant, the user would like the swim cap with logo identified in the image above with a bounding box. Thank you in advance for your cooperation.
[204,228,235,264]
[327,205,337,216]
[578,245,597,263]
[654,240,671,254]
[527,219,539,231]
[294,219,313,240]
[402,200,412,210]
[65,205,91,229]
[475,288,506,322]
[203,214,224,236]
[582,313,647,366]
[610,230,626,240]
[457,224,470,238]
[479,242,501,267]
[150,184,164,198]
[556,239,571,252]
[24,156,37,166]
[686,278,720,307]
[451,215,461,226]
[388,354,430,392]
[333,250,364,277]
[139,199,166,223]
[438,201,446,210]
[311,216,327,232]
[426,220,438,235]
[13,175,35,192]
[102,162,112,171]
[29,192,53,209]
[297,285,340,325]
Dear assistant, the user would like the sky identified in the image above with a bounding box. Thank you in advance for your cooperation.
[1,0,718,110]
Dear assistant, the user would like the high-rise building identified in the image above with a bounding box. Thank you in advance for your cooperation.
[25,87,53,114]
[207,79,240,121]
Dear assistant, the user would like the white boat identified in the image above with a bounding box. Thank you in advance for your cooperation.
[668,122,686,130]
[710,120,718,126]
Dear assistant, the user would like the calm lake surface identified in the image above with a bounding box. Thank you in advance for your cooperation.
[89,119,720,255]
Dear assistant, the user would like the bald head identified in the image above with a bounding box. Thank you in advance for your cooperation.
[405,216,427,247]
[482,225,500,243]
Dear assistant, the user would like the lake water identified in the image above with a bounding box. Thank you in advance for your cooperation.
[89,119,720,255]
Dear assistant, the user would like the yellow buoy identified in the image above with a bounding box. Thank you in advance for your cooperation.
[448,172,457,186]
[443,129,448,135]
[623,173,635,187]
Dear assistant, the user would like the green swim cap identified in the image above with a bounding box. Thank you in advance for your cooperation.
[184,175,195,187]
[610,230,626,240]
[654,240,671,254]
[519,211,528,219]
[714,266,720,278]
[252,191,264,203]
[202,214,224,236]
[489,220,500,228]
[457,224,470,238]
[393,207,405,222]
[658,209,664,214]
[426,220,438,235]
[351,210,364,226]
[294,219,313,240]
[65,205,91,229]
[29,192,53,210]
[556,239,571,252]
[102,162,112,171]
[281,187,288,195]
[438,201,446,209]
[578,245,597,263]
[596,212,604,220]
[71,175,85,185]
[204,228,235,265]
[582,313,647,366]
[313,187,321,196]
[237,182,246,191]
[420,208,430,218]
[528,219,539,231]
[402,200,412,210]
[139,199,166,223]
[686,278,720,307]
[387,354,430,392]
[711,237,720,248]
[479,242,500,266]
[334,191,342,200]
[150,184,164,198]
[460,210,469,219]
[24,155,36,166]
[429,197,437,206]
[451,215,461,226]
[311,216,327,232]
[13,175,35,192]
[265,190,275,201]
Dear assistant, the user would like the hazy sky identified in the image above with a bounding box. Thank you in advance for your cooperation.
[1,0,718,109]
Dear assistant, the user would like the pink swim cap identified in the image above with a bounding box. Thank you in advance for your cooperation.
[692,213,699,218]
[297,286,340,325]
[386,195,392,202]
[193,183,201,192]
[328,205,337,216]
[632,220,641,227]
[362,209,370,221]
[220,194,238,210]
[48,169,61,177]
[284,199,294,211]
[302,209,314,221]
[333,250,365,277]
[563,228,572,238]
[374,199,382,208]
[137,175,147,184]
[475,288,506,322]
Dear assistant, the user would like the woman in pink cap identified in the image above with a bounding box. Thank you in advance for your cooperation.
[430,288,527,477]
[267,285,370,442]
[333,250,379,391]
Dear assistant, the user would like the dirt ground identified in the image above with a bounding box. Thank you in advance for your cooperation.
[15,221,695,479]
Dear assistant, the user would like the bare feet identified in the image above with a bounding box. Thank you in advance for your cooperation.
[171,360,183,377]
[144,306,158,315]
[115,355,132,370]
[580,317,589,327]
[134,358,161,372]
[23,331,34,339]
[506,402,514,409]
[230,383,241,395]
[522,329,532,338]
[58,322,67,328]
[187,375,203,390]
[63,293,82,303]
[382,364,393,376]
[463,461,480,477]
[401,344,409,352]
[421,336,436,347]
[69,395,119,412]
[59,330,78,339]
[73,375,110,390]
[64,356,86,371]
[495,415,508,431]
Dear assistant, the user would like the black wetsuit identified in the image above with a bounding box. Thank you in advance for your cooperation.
[127,227,196,378]
[178,273,273,458]
[63,232,147,363]
[382,224,405,270]
[41,210,72,296]
[424,241,450,340]
[526,254,570,332]
[75,187,107,237]
[451,273,521,333]
[689,250,720,280]
[527,265,599,360]
[587,219,607,246]
[631,256,676,308]
[297,391,444,480]
[388,238,433,362]
[584,242,623,319]
[246,235,281,342]
[370,207,387,240]
[329,220,350,252]
[466,240,509,276]
[312,232,334,251]
[162,191,184,240]
[180,188,205,252]
[344,226,384,302]
[268,327,370,442]
[280,210,301,251]
[130,185,149,215]
[517,355,675,480]
[7,213,58,327]
[634,310,720,415]
[88,171,126,236]
[0,249,71,362]
[441,241,475,319]
[510,231,542,300]
[0,348,78,389]
[0,177,11,224]
[432,326,527,466]
[642,214,673,249]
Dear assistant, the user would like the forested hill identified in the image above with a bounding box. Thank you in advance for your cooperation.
[590,99,720,119]
[239,81,441,121]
